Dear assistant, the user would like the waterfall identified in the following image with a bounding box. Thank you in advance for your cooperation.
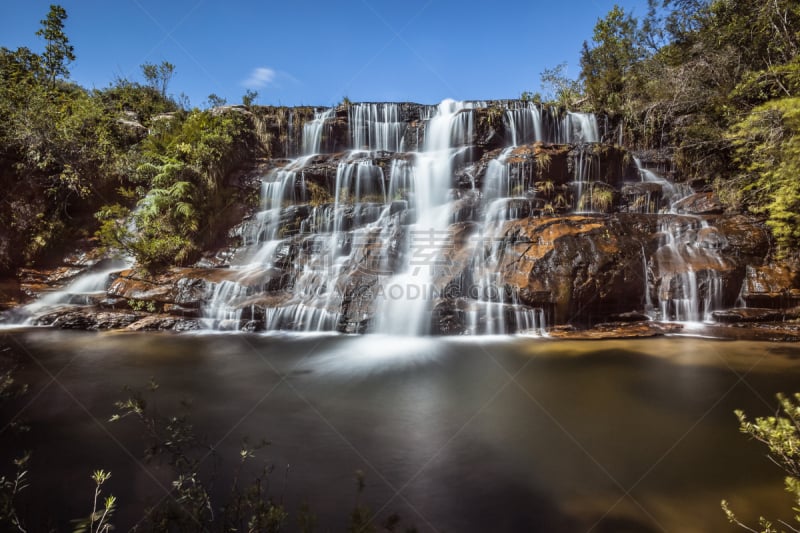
[460,137,547,335]
[373,99,471,335]
[552,111,599,144]
[349,103,406,152]
[20,260,131,323]
[631,158,728,324]
[302,108,334,154]
[633,157,693,208]
[565,112,599,143]
[653,218,725,323]
[466,195,547,336]
[199,99,723,335]
[572,147,597,213]
[505,101,543,146]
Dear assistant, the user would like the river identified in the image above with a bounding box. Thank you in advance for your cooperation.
[0,330,798,532]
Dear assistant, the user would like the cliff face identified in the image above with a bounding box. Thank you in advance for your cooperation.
[4,100,799,337]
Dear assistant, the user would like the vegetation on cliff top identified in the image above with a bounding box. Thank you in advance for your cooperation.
[0,5,254,274]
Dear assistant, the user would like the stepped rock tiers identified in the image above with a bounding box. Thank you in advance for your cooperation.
[3,100,799,338]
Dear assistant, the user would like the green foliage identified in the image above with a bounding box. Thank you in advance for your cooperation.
[0,41,141,270]
[108,381,412,532]
[242,89,259,107]
[722,393,800,532]
[93,76,177,124]
[0,5,191,273]
[72,470,116,533]
[539,63,583,108]
[580,5,641,114]
[206,93,227,108]
[519,91,542,104]
[726,97,800,256]
[575,0,800,254]
[480,103,505,130]
[128,299,157,313]
[124,109,250,270]
[36,4,74,86]
[0,453,30,533]
[141,61,175,98]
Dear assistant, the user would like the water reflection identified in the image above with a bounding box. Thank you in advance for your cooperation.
[0,331,798,532]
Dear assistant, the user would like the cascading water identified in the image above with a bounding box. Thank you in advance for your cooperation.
[633,157,692,209]
[349,103,406,152]
[202,99,610,334]
[503,103,598,145]
[631,161,727,324]
[18,259,131,323]
[652,217,726,323]
[373,99,473,335]
[563,112,599,143]
[504,102,543,146]
[302,108,335,154]
[201,99,678,335]
[465,148,547,335]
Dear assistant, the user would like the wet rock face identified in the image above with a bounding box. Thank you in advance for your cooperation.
[740,262,800,308]
[472,213,771,326]
[492,215,651,325]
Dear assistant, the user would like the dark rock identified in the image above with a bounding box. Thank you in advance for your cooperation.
[712,307,800,323]
[740,262,800,308]
[240,320,264,332]
[548,321,683,339]
[430,299,467,335]
[127,316,204,331]
[609,311,651,322]
[620,182,664,213]
[38,310,145,330]
[703,323,800,342]
[672,192,723,214]
[173,278,208,307]
[0,278,26,310]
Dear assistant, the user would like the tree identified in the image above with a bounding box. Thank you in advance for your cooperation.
[35,4,75,86]
[722,393,800,532]
[726,97,800,256]
[539,63,583,108]
[242,89,258,107]
[580,5,642,114]
[206,93,227,108]
[141,61,175,98]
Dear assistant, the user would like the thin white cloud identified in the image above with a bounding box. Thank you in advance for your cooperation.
[243,67,276,88]
[242,67,301,90]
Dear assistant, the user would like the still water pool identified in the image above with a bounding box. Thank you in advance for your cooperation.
[1,330,798,532]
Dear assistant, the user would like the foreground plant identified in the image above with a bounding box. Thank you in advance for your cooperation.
[722,393,800,532]
[72,470,116,533]
[108,380,415,532]
[0,453,30,533]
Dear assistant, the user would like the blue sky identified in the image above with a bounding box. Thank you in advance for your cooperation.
[1,0,650,107]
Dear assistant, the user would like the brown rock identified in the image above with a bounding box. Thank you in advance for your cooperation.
[672,192,723,214]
